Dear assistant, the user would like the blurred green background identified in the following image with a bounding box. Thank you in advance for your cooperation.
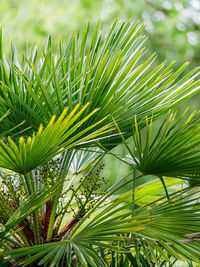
[0,0,200,185]
[1,0,200,67]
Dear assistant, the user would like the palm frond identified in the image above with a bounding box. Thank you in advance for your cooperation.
[1,19,200,266]
[138,187,200,263]
[127,110,200,181]
[0,21,200,148]
[68,148,103,175]
[2,185,200,266]
[0,104,111,174]
[111,184,200,264]
[0,187,151,266]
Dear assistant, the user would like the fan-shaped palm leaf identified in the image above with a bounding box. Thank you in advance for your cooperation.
[137,188,200,264]
[124,110,200,180]
[2,186,200,266]
[0,103,111,174]
[68,148,103,175]
[0,21,200,148]
[107,184,200,265]
[1,19,200,267]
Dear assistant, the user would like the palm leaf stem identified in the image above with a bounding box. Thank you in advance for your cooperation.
[23,173,40,245]
[132,165,136,217]
[95,141,133,166]
[159,176,170,201]
[47,150,73,241]
[23,173,32,195]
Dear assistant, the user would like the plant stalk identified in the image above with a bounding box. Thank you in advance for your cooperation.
[47,150,73,241]
[159,176,170,202]
[23,173,40,245]
[132,165,136,217]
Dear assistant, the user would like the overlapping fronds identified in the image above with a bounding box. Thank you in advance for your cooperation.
[1,19,200,267]
[0,110,25,138]
[138,188,200,264]
[0,103,111,174]
[109,184,200,265]
[0,185,151,266]
[0,21,200,148]
[68,148,102,175]
[2,184,200,266]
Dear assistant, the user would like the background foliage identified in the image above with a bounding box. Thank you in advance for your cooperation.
[0,0,200,67]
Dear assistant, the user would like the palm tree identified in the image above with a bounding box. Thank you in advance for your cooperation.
[1,20,200,266]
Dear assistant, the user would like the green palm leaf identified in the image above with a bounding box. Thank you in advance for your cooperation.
[2,186,200,266]
[113,184,200,264]
[138,188,200,263]
[0,103,111,174]
[0,188,151,266]
[0,21,200,148]
[116,177,184,206]
[1,19,200,266]
[126,110,200,181]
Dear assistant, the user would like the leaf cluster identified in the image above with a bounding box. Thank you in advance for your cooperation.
[0,20,200,267]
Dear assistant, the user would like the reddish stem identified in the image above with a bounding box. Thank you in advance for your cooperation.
[43,201,52,240]
[9,201,35,244]
[58,217,79,237]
